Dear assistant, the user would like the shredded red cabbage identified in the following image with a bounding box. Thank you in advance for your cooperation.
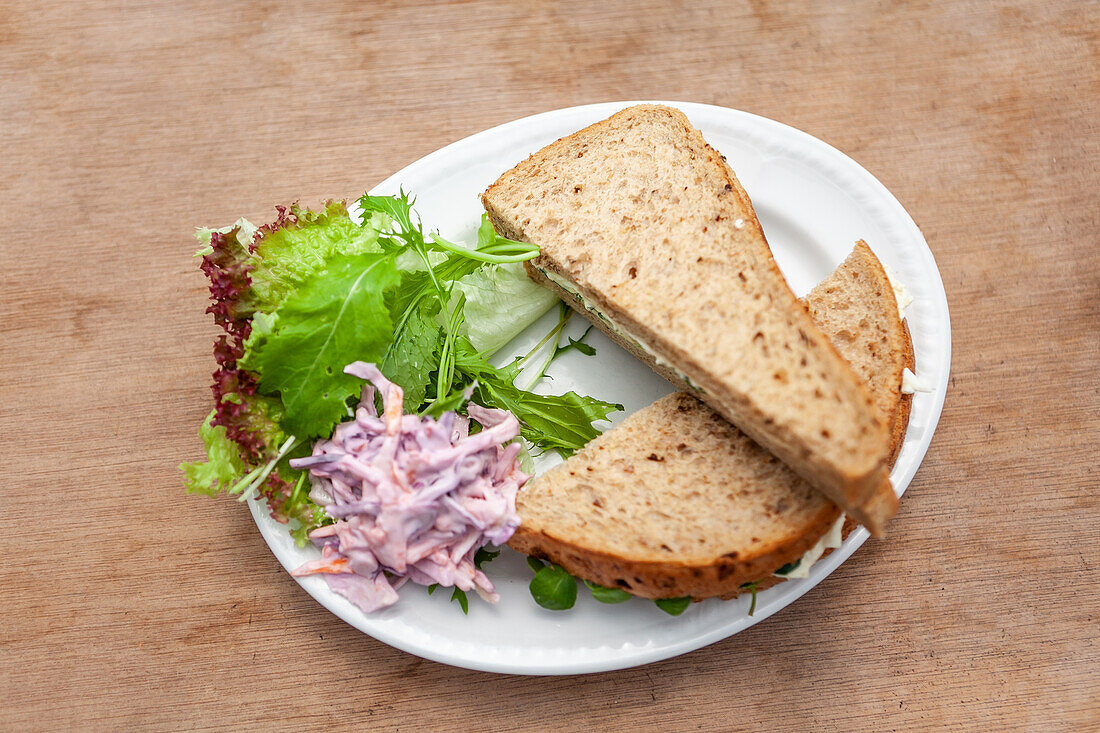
[289,362,526,614]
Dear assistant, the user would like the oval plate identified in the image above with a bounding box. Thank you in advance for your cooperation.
[248,101,951,675]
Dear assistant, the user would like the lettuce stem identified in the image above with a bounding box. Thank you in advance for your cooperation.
[430,234,538,263]
[236,435,300,503]
[519,305,573,390]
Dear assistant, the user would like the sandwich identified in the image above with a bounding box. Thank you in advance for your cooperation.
[507,242,914,600]
[482,104,898,534]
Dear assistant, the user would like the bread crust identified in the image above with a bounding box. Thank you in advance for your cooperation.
[528,259,915,461]
[508,499,839,601]
[891,322,916,464]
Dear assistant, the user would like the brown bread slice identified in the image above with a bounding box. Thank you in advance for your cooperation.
[804,241,915,465]
[508,243,914,600]
[483,104,896,534]
[509,392,841,600]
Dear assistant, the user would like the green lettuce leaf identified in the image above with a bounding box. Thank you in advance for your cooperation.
[243,252,401,437]
[180,410,249,496]
[249,201,384,312]
[452,260,558,354]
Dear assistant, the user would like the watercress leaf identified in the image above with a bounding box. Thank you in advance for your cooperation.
[474,546,500,569]
[243,252,400,438]
[774,559,801,576]
[450,587,469,614]
[427,583,439,596]
[584,580,632,604]
[530,565,577,610]
[654,596,692,616]
[526,556,547,573]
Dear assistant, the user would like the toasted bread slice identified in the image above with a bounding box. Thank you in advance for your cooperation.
[483,104,897,534]
[508,243,914,600]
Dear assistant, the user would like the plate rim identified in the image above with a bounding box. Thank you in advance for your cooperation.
[247,100,951,675]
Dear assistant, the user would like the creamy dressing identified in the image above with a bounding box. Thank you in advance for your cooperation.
[901,367,933,394]
[538,267,706,394]
[774,513,846,579]
[879,268,931,395]
[881,263,913,319]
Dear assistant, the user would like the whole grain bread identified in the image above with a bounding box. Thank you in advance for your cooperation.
[508,392,841,600]
[508,243,914,600]
[483,104,897,534]
[804,241,914,464]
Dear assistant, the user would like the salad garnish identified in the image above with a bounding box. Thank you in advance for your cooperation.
[181,192,621,608]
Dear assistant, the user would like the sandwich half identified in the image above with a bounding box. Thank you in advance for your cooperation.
[482,104,897,534]
[508,242,914,600]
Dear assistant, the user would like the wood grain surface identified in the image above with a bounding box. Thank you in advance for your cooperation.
[2,1,1097,729]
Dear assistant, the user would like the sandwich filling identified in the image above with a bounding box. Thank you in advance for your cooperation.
[901,367,933,394]
[536,267,707,394]
[883,266,931,395]
[773,513,845,579]
[882,263,913,319]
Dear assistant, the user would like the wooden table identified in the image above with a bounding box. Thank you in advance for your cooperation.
[3,1,1096,729]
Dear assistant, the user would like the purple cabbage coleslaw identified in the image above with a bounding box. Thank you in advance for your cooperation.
[288,362,527,614]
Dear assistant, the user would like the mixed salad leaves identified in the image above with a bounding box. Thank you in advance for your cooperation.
[181,191,697,615]
[182,192,619,547]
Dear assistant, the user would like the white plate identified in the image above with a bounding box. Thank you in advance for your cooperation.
[248,101,951,675]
